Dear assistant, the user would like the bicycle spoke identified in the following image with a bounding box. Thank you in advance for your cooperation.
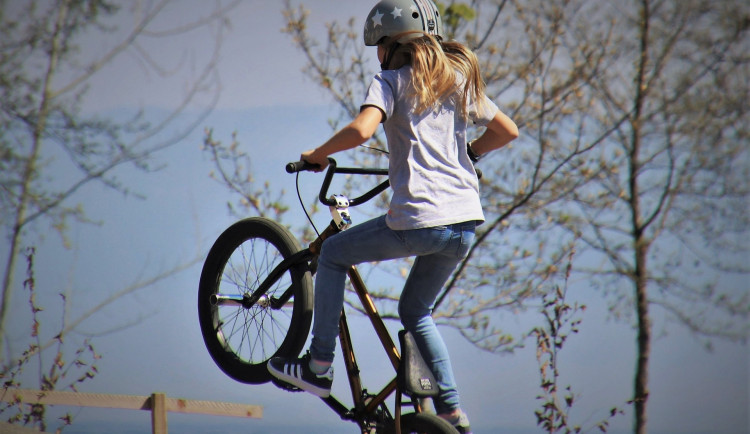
[211,234,298,364]
[199,217,312,384]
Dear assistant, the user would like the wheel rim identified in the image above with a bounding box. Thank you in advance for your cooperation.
[211,235,297,366]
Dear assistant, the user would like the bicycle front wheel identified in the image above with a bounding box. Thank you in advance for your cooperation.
[198,217,313,384]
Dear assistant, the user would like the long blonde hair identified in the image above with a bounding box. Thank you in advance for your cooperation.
[386,32,486,116]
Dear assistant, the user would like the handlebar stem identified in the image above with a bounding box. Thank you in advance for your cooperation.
[314,158,390,208]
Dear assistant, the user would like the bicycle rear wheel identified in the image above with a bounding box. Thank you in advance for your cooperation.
[198,217,313,384]
[395,413,459,434]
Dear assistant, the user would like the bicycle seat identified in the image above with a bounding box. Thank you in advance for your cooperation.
[397,330,439,398]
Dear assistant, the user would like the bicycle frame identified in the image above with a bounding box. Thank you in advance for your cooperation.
[313,225,426,432]
[212,159,425,432]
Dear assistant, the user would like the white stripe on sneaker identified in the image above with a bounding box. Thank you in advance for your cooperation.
[267,355,333,398]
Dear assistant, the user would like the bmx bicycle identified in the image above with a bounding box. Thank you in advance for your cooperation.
[198,158,459,433]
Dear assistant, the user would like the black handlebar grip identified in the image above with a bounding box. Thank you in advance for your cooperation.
[286,160,317,173]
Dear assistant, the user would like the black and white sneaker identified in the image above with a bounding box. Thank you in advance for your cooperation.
[442,411,472,434]
[267,352,333,398]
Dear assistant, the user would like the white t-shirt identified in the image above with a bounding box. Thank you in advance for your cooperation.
[362,66,499,230]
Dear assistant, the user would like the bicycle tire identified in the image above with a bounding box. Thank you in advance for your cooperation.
[379,413,459,434]
[198,217,313,384]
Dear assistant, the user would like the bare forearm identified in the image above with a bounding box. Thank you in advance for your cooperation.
[318,126,369,156]
[471,110,519,157]
[301,106,383,170]
[301,127,364,170]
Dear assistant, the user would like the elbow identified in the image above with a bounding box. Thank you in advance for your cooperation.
[347,106,382,145]
[349,124,373,144]
[348,119,377,144]
[493,123,519,149]
[503,116,519,141]
[488,111,519,146]
[507,123,519,141]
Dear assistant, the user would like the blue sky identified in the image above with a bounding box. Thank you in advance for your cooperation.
[4,1,747,433]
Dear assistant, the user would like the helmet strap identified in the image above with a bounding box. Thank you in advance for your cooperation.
[381,42,401,70]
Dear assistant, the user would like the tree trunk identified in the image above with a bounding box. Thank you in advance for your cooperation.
[0,0,69,362]
[633,245,650,434]
[631,1,651,431]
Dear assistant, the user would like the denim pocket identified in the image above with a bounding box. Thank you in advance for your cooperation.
[400,226,449,254]
[456,222,476,258]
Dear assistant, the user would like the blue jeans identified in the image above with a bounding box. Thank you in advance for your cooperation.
[309,215,476,414]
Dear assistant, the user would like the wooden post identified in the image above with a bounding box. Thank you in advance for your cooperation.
[151,392,167,434]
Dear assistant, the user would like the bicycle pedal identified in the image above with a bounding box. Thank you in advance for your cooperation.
[271,377,304,393]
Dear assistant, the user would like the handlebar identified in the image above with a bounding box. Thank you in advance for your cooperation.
[287,158,390,207]
[286,157,482,207]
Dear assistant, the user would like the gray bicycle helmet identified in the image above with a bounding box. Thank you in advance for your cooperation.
[363,0,444,46]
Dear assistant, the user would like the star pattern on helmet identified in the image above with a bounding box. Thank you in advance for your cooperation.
[371,10,384,27]
[391,6,402,19]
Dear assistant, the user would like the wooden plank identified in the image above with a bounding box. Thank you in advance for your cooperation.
[0,389,262,419]
[0,422,43,433]
[164,396,263,419]
[0,388,149,410]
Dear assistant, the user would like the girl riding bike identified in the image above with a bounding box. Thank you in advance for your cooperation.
[268,1,519,432]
